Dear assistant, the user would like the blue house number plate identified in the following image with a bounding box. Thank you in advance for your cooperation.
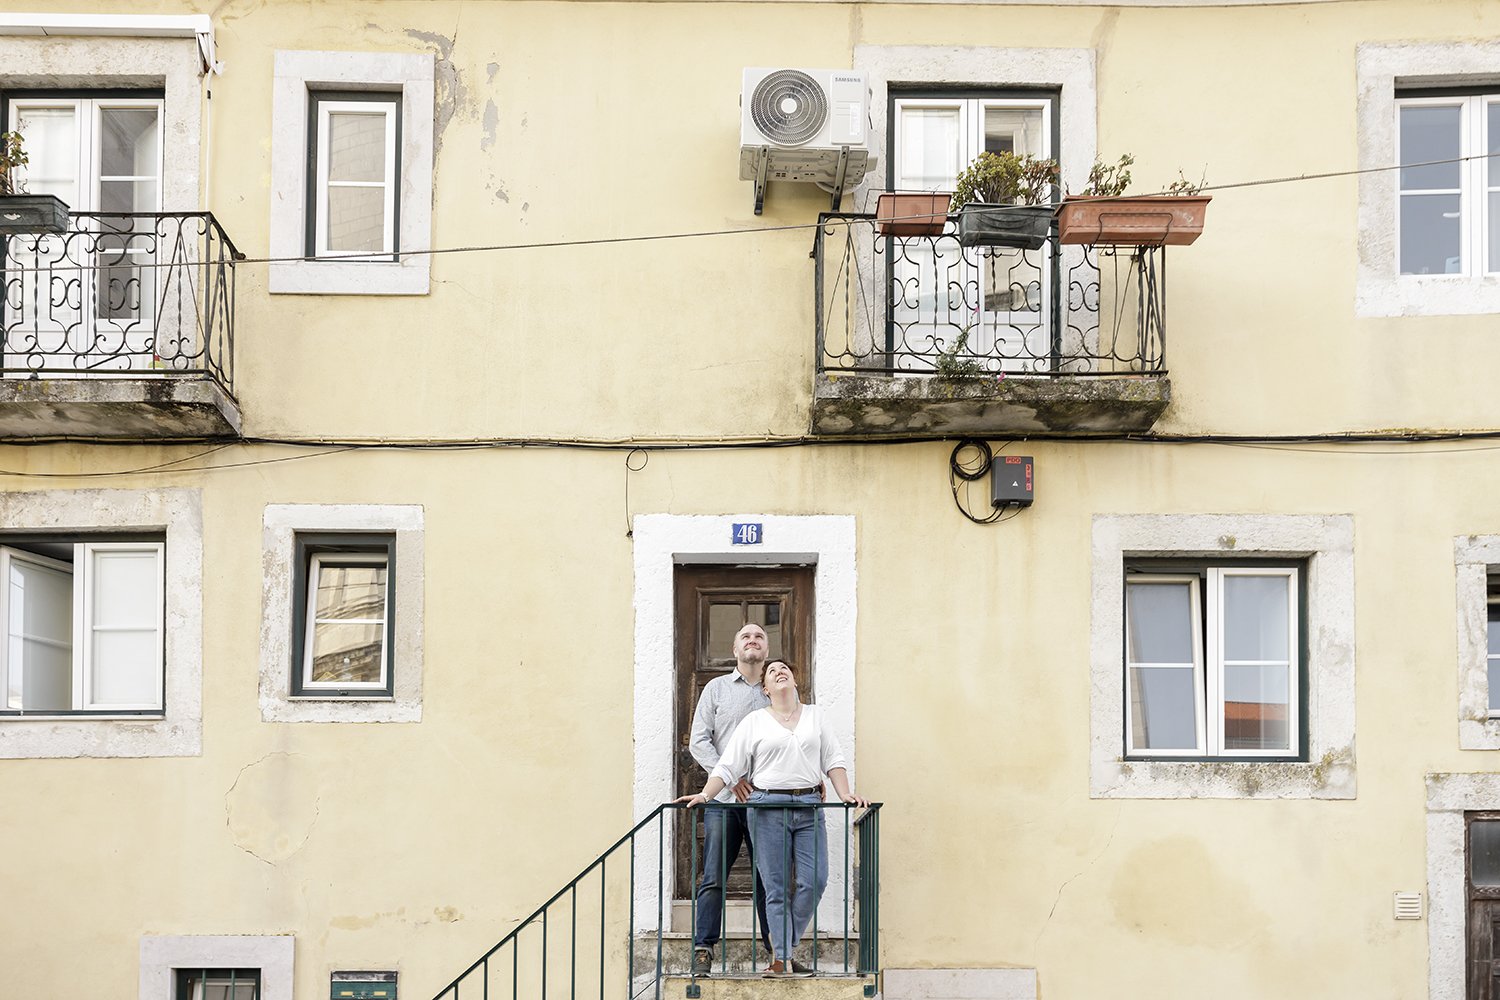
[732,523,763,545]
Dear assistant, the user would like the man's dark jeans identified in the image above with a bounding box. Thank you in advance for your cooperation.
[693,804,771,952]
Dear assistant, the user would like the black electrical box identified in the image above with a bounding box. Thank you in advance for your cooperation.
[991,455,1034,507]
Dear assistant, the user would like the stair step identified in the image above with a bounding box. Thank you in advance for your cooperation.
[633,934,863,977]
[662,975,873,1000]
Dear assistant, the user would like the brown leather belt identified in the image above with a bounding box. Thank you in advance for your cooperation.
[751,785,820,796]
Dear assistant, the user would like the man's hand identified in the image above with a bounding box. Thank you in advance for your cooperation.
[732,779,753,803]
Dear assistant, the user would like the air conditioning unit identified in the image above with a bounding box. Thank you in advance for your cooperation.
[739,68,874,214]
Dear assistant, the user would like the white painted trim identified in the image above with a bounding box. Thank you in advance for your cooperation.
[260,504,425,723]
[1090,514,1356,799]
[0,13,216,73]
[269,50,435,295]
[1452,536,1500,749]
[1425,773,1500,1000]
[1356,41,1500,317]
[0,489,202,759]
[139,934,293,1000]
[631,514,857,930]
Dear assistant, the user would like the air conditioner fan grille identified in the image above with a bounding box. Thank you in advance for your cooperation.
[750,70,829,146]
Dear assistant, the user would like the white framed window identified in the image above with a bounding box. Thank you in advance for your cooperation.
[1395,91,1500,276]
[1,539,164,715]
[308,91,400,260]
[1125,564,1300,760]
[293,538,394,698]
[1488,587,1500,721]
[141,936,292,1000]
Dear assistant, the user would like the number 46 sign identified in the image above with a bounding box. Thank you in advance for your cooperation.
[731,523,763,546]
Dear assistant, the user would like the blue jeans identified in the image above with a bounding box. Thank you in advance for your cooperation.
[747,791,828,962]
[693,804,771,951]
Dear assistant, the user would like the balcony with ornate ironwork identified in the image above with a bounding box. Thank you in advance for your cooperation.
[812,212,1172,436]
[0,212,240,439]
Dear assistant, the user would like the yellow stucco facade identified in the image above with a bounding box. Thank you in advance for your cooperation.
[0,1,1498,998]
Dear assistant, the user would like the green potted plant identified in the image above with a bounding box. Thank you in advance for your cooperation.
[0,130,69,235]
[1055,154,1211,246]
[950,151,1058,250]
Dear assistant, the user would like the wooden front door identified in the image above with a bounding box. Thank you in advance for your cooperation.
[674,565,815,899]
[1471,813,1500,999]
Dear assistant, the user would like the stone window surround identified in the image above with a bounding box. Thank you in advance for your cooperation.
[259,504,424,723]
[1356,41,1500,317]
[139,934,293,1000]
[1452,535,1500,749]
[0,488,202,760]
[630,513,856,929]
[1426,773,1500,1000]
[0,33,201,212]
[1090,513,1356,799]
[269,50,435,296]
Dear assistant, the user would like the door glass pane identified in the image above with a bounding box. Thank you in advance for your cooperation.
[1128,667,1197,750]
[1222,664,1291,750]
[328,111,388,182]
[1222,575,1290,661]
[1399,104,1461,189]
[13,106,78,204]
[326,185,387,252]
[983,107,1046,158]
[1126,580,1195,664]
[1401,193,1462,274]
[745,602,783,660]
[897,107,961,190]
[90,629,156,704]
[6,557,73,711]
[705,601,783,660]
[1474,820,1500,886]
[98,107,159,180]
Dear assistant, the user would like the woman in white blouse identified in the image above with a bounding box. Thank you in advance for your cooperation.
[678,659,867,976]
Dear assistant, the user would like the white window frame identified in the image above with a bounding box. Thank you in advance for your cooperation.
[1124,574,1206,758]
[311,95,398,260]
[7,94,165,213]
[1393,92,1498,278]
[139,935,293,1000]
[269,50,434,296]
[299,549,391,694]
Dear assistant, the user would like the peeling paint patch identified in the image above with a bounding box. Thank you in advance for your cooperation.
[434,906,462,922]
[486,61,499,82]
[404,28,464,153]
[481,99,499,152]
[225,752,322,865]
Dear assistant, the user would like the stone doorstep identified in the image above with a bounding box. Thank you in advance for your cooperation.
[635,934,862,977]
[663,975,875,1000]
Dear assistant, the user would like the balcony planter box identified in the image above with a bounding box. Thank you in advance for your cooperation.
[875,192,951,237]
[1056,195,1211,246]
[0,194,68,235]
[955,203,1052,250]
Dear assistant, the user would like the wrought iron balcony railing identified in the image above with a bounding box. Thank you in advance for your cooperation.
[814,212,1167,377]
[1,212,239,394]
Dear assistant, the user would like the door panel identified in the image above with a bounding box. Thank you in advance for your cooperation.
[674,565,814,898]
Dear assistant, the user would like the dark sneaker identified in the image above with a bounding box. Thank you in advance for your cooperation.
[789,960,817,977]
[692,949,713,977]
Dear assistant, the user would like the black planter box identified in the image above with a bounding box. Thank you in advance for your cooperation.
[0,194,69,235]
[955,203,1052,250]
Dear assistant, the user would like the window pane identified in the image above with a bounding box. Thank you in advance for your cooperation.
[1489,654,1500,714]
[14,106,78,203]
[1222,574,1289,661]
[745,602,784,660]
[326,185,387,252]
[314,563,387,621]
[1401,193,1462,274]
[1128,666,1198,750]
[6,557,73,711]
[98,107,159,179]
[1222,663,1291,751]
[897,108,961,191]
[328,111,389,182]
[1474,821,1500,886]
[1490,191,1500,274]
[310,621,383,684]
[1490,102,1500,187]
[90,629,157,705]
[92,550,159,627]
[1399,104,1461,189]
[1126,581,1195,663]
[983,107,1045,158]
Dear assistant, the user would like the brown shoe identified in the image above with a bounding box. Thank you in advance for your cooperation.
[762,960,787,978]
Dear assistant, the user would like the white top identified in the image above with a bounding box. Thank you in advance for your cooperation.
[710,703,847,793]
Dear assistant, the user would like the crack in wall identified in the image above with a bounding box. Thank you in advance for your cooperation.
[1032,803,1121,956]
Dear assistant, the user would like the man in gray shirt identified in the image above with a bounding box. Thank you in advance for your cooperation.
[688,622,772,975]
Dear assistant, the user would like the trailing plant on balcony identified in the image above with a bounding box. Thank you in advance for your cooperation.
[1056,154,1211,246]
[949,151,1058,250]
[0,130,69,234]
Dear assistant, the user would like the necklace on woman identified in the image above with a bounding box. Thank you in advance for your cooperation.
[771,703,799,723]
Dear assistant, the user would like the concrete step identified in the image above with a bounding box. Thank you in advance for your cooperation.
[662,976,873,1000]
[633,933,864,978]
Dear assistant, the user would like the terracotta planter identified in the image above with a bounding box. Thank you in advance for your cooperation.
[0,194,69,235]
[1056,195,1211,246]
[955,203,1052,250]
[875,192,951,237]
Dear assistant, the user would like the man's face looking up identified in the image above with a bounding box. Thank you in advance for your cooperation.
[733,623,768,666]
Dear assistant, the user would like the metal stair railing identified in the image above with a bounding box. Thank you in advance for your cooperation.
[429,802,882,1000]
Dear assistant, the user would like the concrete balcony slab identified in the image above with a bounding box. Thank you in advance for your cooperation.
[0,377,241,440]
